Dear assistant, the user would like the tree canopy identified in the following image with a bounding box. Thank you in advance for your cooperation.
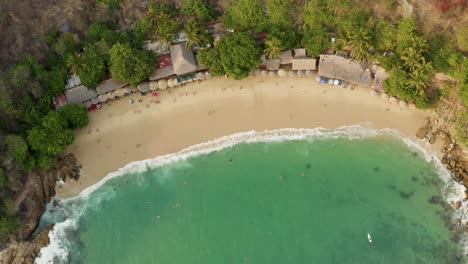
[198,32,261,79]
[59,103,89,129]
[224,0,266,32]
[109,43,155,87]
[181,0,218,22]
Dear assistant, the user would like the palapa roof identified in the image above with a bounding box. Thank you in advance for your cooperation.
[64,85,97,104]
[372,66,389,91]
[149,65,175,80]
[294,48,306,58]
[318,55,371,86]
[280,50,293,65]
[96,79,127,95]
[170,43,198,75]
[292,57,317,71]
[265,59,281,70]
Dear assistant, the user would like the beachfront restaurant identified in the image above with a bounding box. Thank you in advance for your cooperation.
[171,42,198,83]
[318,54,371,86]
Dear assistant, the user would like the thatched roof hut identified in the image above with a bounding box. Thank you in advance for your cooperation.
[318,55,371,86]
[381,93,389,100]
[280,50,293,65]
[265,59,280,71]
[170,43,197,75]
[294,48,306,58]
[150,66,175,81]
[292,57,317,71]
[96,79,127,95]
[65,85,97,104]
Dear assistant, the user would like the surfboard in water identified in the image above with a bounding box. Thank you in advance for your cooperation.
[368,233,372,243]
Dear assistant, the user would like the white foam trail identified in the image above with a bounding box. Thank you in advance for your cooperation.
[34,126,468,263]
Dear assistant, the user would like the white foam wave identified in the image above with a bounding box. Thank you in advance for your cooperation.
[34,126,468,263]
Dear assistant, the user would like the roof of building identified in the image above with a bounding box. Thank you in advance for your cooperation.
[292,57,317,71]
[171,43,198,75]
[372,66,389,91]
[149,65,175,80]
[96,79,127,95]
[294,48,306,58]
[64,85,97,104]
[53,93,68,109]
[65,74,82,89]
[318,55,371,86]
[265,59,281,70]
[280,50,293,65]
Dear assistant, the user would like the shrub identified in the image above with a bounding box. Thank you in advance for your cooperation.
[456,24,468,52]
[59,103,89,129]
[181,0,218,21]
[5,135,28,164]
[0,168,6,188]
[301,27,329,57]
[224,0,266,32]
[0,216,20,241]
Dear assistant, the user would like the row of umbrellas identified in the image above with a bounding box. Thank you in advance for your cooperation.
[84,71,213,106]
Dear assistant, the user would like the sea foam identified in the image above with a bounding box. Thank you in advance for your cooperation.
[34,126,468,263]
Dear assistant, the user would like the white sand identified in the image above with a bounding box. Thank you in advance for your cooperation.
[57,76,428,198]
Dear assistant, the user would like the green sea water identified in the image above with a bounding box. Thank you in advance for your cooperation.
[36,133,465,263]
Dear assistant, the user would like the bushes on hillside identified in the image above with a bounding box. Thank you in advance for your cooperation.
[59,103,89,129]
[181,0,218,22]
[224,0,266,32]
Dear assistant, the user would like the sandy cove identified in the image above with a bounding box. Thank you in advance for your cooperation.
[57,76,429,198]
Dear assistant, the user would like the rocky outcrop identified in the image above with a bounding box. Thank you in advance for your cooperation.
[0,225,53,264]
[11,154,80,241]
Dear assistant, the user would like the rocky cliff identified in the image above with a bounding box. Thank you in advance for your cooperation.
[0,154,80,262]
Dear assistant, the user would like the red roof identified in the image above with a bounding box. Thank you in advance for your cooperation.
[157,53,172,69]
[53,93,68,109]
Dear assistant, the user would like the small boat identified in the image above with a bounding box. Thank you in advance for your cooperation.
[368,233,372,243]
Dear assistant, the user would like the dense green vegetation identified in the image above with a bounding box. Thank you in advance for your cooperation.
[109,43,155,86]
[198,32,261,79]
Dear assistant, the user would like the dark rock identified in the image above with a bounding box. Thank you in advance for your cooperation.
[416,127,429,139]
[429,137,436,144]
[441,156,448,164]
[400,191,414,199]
[429,195,442,204]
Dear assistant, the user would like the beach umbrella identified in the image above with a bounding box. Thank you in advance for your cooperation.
[381,93,389,100]
[408,103,416,109]
[297,70,305,77]
[114,88,126,97]
[389,96,398,104]
[168,78,176,88]
[399,100,407,108]
[205,72,212,79]
[305,70,314,77]
[124,87,132,94]
[98,94,108,103]
[289,70,296,77]
[278,69,287,77]
[261,70,268,76]
[107,92,116,99]
[269,71,277,77]
[196,72,206,80]
[315,76,321,82]
[254,69,262,76]
[84,101,92,108]
[130,86,138,93]
[91,97,99,105]
[328,79,334,85]
[334,79,340,85]
[149,81,158,91]
[320,79,327,84]
[138,82,150,93]
[158,79,168,90]
[152,92,158,97]
[370,90,378,97]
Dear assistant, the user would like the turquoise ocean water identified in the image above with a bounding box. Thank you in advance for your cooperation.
[35,129,466,263]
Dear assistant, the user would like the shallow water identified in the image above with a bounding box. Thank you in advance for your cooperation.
[37,135,465,263]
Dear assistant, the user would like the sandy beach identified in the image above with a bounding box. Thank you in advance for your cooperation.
[57,76,429,198]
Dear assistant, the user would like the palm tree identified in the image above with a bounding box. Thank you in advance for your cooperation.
[66,52,86,75]
[401,47,423,72]
[407,68,429,96]
[184,20,202,49]
[410,36,428,54]
[348,28,372,63]
[264,37,283,59]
